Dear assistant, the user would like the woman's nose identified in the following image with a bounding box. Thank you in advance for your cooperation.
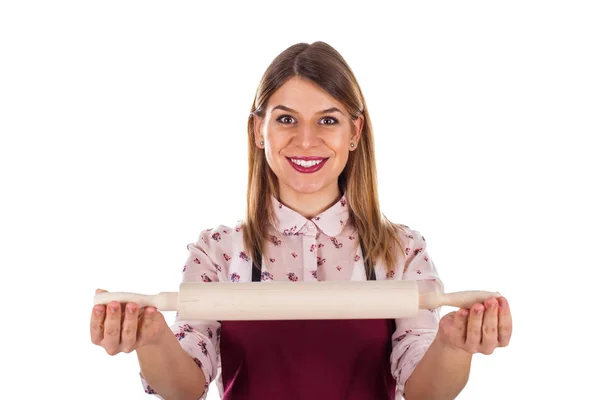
[295,124,320,148]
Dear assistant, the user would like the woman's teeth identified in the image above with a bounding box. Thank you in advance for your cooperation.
[290,159,324,168]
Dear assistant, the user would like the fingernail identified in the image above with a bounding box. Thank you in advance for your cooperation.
[460,309,469,317]
[94,306,104,316]
[127,305,136,314]
[146,307,155,315]
[109,306,118,313]
[475,306,483,315]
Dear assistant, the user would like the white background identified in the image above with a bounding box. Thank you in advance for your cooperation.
[1,1,598,399]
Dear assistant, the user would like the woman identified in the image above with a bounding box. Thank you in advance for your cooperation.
[91,41,512,400]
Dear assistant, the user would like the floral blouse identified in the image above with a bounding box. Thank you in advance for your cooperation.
[140,192,444,399]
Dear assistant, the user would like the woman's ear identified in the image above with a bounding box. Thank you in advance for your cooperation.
[253,114,264,148]
[350,114,364,150]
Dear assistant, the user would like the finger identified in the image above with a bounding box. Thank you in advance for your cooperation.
[138,307,161,345]
[102,301,122,355]
[90,304,106,345]
[452,308,470,346]
[481,297,499,354]
[465,303,484,353]
[120,303,139,353]
[95,288,107,294]
[498,297,513,346]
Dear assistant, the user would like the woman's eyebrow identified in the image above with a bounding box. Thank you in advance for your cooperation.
[272,105,344,115]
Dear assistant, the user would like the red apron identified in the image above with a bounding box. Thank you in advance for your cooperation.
[219,247,397,399]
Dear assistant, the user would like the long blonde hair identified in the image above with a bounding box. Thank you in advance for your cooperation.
[244,41,404,274]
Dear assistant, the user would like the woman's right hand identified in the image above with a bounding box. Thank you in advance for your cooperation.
[90,289,170,355]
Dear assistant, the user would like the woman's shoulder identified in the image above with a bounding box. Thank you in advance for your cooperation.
[191,219,246,251]
[390,222,425,241]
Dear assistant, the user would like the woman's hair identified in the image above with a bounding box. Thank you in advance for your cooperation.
[244,41,404,274]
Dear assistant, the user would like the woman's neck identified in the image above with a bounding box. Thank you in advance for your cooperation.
[278,183,342,219]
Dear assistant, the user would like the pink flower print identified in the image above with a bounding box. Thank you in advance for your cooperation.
[428,308,436,313]
[278,202,283,208]
[314,216,321,221]
[213,262,222,272]
[413,248,423,256]
[318,243,325,249]
[211,232,221,242]
[340,220,344,225]
[216,327,221,340]
[336,266,342,271]
[239,251,250,262]
[386,270,395,279]
[183,265,187,272]
[283,226,298,236]
[207,327,213,339]
[230,272,240,282]
[268,258,275,263]
[354,255,360,262]
[198,339,208,356]
[261,271,274,281]
[270,235,282,246]
[223,253,231,261]
[235,225,242,232]
[201,273,212,282]
[330,237,343,249]
[193,357,203,369]
[424,256,429,262]
[175,330,186,341]
[317,257,326,267]
[405,247,411,256]
[223,230,229,234]
[193,258,201,264]
[348,235,355,240]
[310,244,317,252]
[181,324,193,333]
[340,198,347,206]
[291,252,298,258]
[394,329,414,342]
[287,272,299,282]
[145,385,157,394]
[417,269,422,274]
[310,270,318,279]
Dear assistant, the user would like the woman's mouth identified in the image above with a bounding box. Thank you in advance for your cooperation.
[286,157,328,174]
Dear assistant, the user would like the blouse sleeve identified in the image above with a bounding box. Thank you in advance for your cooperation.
[390,227,444,398]
[140,227,226,399]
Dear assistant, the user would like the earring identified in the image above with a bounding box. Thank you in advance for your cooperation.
[350,142,355,148]
[260,140,264,146]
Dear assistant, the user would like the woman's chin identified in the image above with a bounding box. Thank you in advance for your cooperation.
[281,178,336,196]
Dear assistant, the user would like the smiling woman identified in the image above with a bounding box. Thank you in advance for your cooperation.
[90,41,512,400]
[253,77,363,209]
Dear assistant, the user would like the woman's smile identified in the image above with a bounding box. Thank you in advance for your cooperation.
[286,156,329,173]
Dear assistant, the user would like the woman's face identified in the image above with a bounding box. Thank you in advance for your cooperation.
[254,77,363,200]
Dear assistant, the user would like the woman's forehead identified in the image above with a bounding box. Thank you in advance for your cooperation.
[266,78,346,116]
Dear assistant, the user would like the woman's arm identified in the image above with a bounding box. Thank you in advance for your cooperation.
[137,328,207,400]
[137,226,229,399]
[403,336,472,400]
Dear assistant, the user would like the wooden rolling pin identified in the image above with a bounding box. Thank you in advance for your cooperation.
[93,280,501,320]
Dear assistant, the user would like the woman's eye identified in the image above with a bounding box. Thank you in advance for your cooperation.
[320,117,338,125]
[277,115,295,124]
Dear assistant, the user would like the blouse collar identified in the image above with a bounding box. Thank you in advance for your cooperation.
[271,191,350,237]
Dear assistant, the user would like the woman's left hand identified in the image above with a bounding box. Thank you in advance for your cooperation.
[436,296,512,355]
